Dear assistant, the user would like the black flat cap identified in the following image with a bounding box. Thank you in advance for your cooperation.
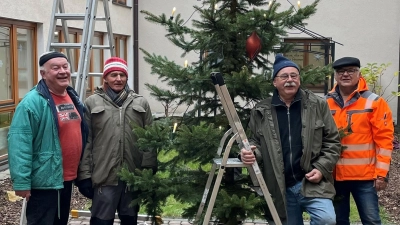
[39,51,68,66]
[332,57,360,69]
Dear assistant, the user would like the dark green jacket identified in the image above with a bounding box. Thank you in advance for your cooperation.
[78,86,153,187]
[248,89,341,219]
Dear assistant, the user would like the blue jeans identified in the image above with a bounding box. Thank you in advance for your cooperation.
[334,180,381,225]
[285,181,336,225]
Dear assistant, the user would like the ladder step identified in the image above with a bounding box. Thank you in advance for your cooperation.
[55,13,85,20]
[71,72,103,78]
[50,43,82,49]
[213,158,248,167]
[50,43,112,50]
[92,45,112,49]
[54,13,107,21]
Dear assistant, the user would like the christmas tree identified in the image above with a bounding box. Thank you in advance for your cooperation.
[119,0,331,224]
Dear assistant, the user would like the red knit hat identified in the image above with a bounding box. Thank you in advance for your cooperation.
[103,57,128,78]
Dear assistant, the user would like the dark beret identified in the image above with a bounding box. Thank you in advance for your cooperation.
[332,57,360,69]
[39,52,68,66]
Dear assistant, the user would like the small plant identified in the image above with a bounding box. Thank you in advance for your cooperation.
[361,62,400,150]
[361,62,400,103]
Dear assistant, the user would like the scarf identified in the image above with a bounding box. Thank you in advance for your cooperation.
[104,84,130,107]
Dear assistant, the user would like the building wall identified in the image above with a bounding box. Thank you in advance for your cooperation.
[138,0,400,122]
[0,0,133,86]
[290,0,400,122]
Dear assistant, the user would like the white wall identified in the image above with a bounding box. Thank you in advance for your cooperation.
[0,0,133,87]
[138,1,204,116]
[138,0,400,121]
[285,0,400,122]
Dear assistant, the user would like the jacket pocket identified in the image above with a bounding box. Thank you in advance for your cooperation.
[141,150,158,173]
[132,105,146,113]
[31,153,59,188]
[310,120,325,161]
[129,105,147,127]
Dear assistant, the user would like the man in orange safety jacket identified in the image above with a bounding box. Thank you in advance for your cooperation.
[326,56,394,225]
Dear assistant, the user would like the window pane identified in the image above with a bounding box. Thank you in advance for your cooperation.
[308,44,326,67]
[119,38,126,60]
[0,111,12,156]
[50,30,61,52]
[113,0,126,5]
[92,36,102,88]
[0,26,13,101]
[17,28,35,98]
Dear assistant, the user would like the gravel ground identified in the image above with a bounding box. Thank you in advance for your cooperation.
[1,151,400,225]
[0,180,89,225]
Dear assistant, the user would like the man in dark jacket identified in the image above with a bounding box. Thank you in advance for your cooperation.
[240,54,341,225]
[77,57,155,225]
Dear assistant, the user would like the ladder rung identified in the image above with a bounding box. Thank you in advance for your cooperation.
[92,45,112,49]
[213,158,248,167]
[71,72,103,78]
[50,43,81,49]
[95,17,107,21]
[55,13,86,20]
[88,72,103,77]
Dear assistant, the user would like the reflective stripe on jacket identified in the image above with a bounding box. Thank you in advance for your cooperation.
[326,77,394,181]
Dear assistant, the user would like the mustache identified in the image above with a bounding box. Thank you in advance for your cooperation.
[284,82,297,87]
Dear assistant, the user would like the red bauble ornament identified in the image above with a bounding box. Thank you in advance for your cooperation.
[246,31,262,61]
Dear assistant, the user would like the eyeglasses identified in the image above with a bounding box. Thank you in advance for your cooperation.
[275,73,299,80]
[336,68,358,76]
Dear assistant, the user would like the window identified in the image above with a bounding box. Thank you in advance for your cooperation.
[283,38,333,93]
[55,27,128,96]
[0,19,37,160]
[114,35,127,60]
[112,0,127,6]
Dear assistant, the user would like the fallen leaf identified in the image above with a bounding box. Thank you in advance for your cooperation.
[7,191,23,202]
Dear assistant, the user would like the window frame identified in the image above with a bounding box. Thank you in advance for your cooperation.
[0,19,37,108]
[283,38,332,93]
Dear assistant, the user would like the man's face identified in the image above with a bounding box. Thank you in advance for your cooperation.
[41,57,70,91]
[104,71,127,92]
[334,66,360,88]
[273,67,301,98]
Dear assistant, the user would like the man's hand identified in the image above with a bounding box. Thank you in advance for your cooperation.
[305,169,323,183]
[240,146,256,165]
[15,190,31,201]
[374,177,388,191]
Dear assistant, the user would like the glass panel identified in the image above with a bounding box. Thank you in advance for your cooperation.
[50,30,60,52]
[68,33,77,72]
[92,36,102,88]
[308,44,326,68]
[17,28,35,98]
[113,0,126,5]
[284,44,304,67]
[119,38,126,60]
[69,33,77,88]
[0,111,12,156]
[0,26,13,101]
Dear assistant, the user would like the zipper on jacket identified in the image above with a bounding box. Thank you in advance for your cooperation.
[119,107,122,125]
[287,106,298,183]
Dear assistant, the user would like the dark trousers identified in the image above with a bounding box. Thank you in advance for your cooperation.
[26,181,73,225]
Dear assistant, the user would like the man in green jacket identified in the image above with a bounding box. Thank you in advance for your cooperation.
[77,57,155,225]
[240,54,341,225]
[8,51,88,225]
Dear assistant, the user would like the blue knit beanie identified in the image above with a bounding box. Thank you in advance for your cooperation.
[272,54,300,79]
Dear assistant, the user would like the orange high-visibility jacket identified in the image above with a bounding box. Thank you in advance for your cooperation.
[326,77,394,181]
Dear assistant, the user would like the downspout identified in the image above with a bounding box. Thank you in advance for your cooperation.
[133,0,139,93]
